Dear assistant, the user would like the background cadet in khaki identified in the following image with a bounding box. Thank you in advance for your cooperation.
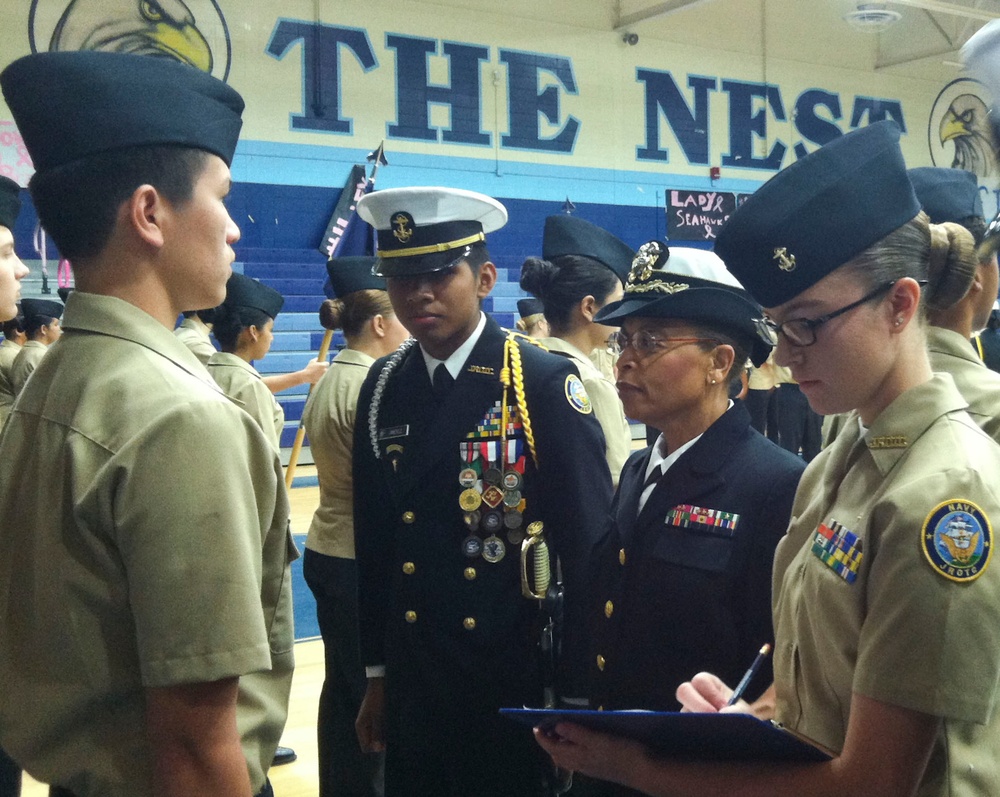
[536,122,1000,797]
[174,308,217,365]
[9,297,61,395]
[0,172,30,797]
[208,272,286,452]
[909,167,1000,443]
[520,215,634,485]
[301,255,408,797]
[0,51,294,797]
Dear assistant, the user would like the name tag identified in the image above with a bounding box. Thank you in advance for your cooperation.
[378,424,409,441]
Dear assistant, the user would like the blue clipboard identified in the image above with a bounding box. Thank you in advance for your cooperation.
[501,708,832,763]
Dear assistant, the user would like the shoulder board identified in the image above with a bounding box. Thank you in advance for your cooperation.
[502,328,549,352]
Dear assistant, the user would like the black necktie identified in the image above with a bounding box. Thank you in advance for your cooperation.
[433,363,454,400]
[643,464,663,491]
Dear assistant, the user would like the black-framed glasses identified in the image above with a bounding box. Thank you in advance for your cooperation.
[764,281,896,347]
[607,330,720,358]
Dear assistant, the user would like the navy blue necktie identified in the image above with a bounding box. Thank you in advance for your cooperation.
[433,363,454,400]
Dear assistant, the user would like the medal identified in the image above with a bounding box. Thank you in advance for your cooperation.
[463,510,481,531]
[502,470,523,491]
[483,467,502,486]
[504,508,522,529]
[502,489,521,507]
[507,528,525,545]
[459,488,483,511]
[462,535,483,558]
[481,485,504,509]
[481,510,503,534]
[482,535,506,563]
[459,468,478,488]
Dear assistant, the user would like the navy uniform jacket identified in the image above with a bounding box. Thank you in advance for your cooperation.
[590,401,804,711]
[353,316,613,789]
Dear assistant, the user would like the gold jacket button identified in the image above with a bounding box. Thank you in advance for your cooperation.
[402,562,415,575]
[619,548,626,566]
[464,567,477,580]
[463,617,477,630]
[596,654,606,671]
[404,610,417,623]
[604,600,614,618]
[402,511,416,524]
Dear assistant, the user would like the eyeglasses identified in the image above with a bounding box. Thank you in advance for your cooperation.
[763,281,895,347]
[607,330,719,359]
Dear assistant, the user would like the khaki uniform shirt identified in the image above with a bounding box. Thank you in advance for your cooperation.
[927,325,1000,444]
[301,348,373,559]
[10,339,47,396]
[588,345,616,382]
[208,352,285,453]
[773,374,1000,797]
[0,338,21,429]
[541,336,631,485]
[747,352,778,391]
[173,316,216,365]
[0,293,295,796]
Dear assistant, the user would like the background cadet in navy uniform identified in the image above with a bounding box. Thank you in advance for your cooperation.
[351,187,613,796]
[586,244,804,733]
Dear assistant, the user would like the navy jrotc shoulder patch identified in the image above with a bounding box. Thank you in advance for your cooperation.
[922,499,992,583]
[564,374,593,414]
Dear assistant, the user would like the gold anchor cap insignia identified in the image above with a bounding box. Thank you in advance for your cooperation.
[391,212,415,243]
[773,247,796,272]
[627,241,667,285]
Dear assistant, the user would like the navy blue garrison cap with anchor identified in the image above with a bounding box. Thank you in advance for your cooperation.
[0,50,245,172]
[715,120,922,309]
[357,186,508,277]
[595,241,774,367]
[542,215,635,283]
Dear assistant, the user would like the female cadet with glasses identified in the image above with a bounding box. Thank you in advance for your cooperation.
[520,215,634,484]
[535,121,1000,797]
[579,243,804,796]
[301,256,409,797]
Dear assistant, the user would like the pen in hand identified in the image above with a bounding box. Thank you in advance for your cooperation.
[726,643,771,707]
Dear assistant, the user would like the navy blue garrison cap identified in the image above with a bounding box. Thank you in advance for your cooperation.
[222,273,284,319]
[325,256,384,299]
[907,167,983,225]
[1,51,244,172]
[0,176,21,232]
[542,215,634,283]
[715,121,921,308]
[517,297,544,318]
[20,298,62,322]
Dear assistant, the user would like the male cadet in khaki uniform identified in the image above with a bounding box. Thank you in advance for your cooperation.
[352,187,613,796]
[9,296,61,395]
[0,51,294,797]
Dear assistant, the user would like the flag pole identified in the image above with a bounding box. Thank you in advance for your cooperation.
[284,328,334,488]
[284,144,386,489]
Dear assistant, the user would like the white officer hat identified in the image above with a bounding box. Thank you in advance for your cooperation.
[357,186,508,277]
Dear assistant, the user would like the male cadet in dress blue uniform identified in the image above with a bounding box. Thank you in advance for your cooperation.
[0,52,293,797]
[352,187,614,796]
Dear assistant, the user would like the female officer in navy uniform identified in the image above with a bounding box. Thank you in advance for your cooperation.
[536,121,1000,797]
[352,186,613,797]
[586,244,804,727]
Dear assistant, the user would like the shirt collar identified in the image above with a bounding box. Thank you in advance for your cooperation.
[644,400,735,482]
[421,311,487,381]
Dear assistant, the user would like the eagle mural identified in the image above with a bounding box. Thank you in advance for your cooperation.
[48,0,213,73]
[939,93,998,179]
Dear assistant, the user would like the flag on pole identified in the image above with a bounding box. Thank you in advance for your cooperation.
[317,163,371,259]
